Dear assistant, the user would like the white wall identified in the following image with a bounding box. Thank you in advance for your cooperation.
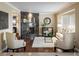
[39,13,55,35]
[57,9,75,33]
[75,7,79,49]
[0,2,20,52]
[0,3,20,32]
[0,3,13,32]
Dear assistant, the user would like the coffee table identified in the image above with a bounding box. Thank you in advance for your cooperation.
[32,37,55,48]
[44,37,53,43]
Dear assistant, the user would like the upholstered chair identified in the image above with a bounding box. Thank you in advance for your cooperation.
[56,32,74,50]
[0,32,3,52]
[6,32,26,52]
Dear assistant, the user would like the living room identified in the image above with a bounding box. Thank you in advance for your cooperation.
[0,2,79,54]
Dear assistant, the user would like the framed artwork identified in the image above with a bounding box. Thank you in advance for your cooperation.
[0,11,8,30]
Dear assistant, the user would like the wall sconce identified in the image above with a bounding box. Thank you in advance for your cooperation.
[28,12,32,19]
[13,16,16,26]
[13,19,16,24]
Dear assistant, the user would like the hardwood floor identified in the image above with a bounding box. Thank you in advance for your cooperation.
[25,38,55,52]
[4,38,74,52]
[4,38,55,52]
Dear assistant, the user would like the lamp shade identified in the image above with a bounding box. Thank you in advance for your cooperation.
[28,12,32,19]
[29,22,33,27]
[23,18,28,23]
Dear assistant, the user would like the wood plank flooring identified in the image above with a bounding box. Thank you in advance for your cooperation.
[25,38,55,52]
[4,38,55,52]
[4,38,74,52]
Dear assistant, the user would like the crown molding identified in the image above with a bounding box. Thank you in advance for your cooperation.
[4,2,20,12]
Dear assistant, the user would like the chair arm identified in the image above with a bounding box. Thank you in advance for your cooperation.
[17,40,26,47]
[14,40,26,48]
[17,40,24,43]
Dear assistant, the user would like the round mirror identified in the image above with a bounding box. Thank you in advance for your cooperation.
[43,17,51,25]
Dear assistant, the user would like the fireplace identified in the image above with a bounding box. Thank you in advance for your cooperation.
[42,27,53,37]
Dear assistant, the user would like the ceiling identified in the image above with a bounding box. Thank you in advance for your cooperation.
[10,2,75,13]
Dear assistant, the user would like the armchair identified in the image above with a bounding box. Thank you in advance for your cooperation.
[0,32,3,52]
[0,32,7,52]
[6,32,26,52]
[56,33,74,50]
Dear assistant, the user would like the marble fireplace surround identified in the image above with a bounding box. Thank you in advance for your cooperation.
[32,37,57,48]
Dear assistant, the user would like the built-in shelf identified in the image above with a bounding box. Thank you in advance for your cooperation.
[21,12,39,39]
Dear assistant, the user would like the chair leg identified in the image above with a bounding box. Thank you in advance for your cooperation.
[54,47,56,52]
[12,49,15,52]
[16,49,19,52]
[7,49,18,52]
[7,48,9,52]
[23,47,26,52]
